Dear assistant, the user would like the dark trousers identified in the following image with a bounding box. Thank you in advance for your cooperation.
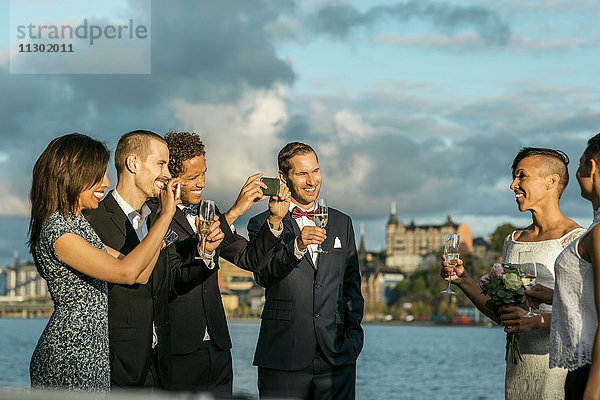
[258,348,356,400]
[143,348,162,389]
[565,364,591,400]
[111,349,162,392]
[170,341,233,398]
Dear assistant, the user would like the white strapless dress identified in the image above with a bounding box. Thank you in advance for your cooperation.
[502,229,584,400]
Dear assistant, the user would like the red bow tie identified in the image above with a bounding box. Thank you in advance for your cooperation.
[291,206,315,220]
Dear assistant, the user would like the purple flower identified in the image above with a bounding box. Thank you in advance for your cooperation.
[479,274,491,288]
[490,263,504,279]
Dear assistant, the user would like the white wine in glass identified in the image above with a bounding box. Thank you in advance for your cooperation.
[442,234,460,295]
[313,213,328,229]
[199,199,215,253]
[198,219,211,236]
[314,198,328,254]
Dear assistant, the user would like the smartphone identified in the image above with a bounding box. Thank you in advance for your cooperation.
[260,177,280,196]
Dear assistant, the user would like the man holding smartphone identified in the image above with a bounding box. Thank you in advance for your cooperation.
[248,142,364,400]
[162,131,290,397]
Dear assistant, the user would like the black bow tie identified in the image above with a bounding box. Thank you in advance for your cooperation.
[182,204,199,217]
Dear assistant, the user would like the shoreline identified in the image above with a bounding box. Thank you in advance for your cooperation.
[0,314,497,328]
[227,316,497,327]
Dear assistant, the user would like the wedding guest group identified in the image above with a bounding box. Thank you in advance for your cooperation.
[29,131,361,399]
[28,133,181,391]
[84,130,222,389]
[38,129,600,400]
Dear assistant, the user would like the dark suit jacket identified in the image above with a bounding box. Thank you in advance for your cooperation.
[148,202,283,354]
[84,191,216,389]
[248,208,364,371]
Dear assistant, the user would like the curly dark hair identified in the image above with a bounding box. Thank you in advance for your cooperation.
[164,131,206,178]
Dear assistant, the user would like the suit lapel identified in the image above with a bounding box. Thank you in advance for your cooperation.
[283,212,300,237]
[103,190,141,249]
[173,207,196,237]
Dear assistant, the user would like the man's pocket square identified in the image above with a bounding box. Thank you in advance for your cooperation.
[161,229,179,249]
[334,237,342,248]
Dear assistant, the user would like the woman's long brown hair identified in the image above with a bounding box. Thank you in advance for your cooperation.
[28,133,110,251]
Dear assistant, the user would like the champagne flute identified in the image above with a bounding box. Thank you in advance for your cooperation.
[519,250,539,318]
[198,199,215,253]
[441,234,460,294]
[314,198,328,254]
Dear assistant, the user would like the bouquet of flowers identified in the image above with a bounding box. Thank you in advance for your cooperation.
[479,263,526,364]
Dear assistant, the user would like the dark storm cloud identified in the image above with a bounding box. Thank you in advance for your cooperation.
[341,131,522,217]
[1,0,296,140]
[0,0,297,153]
[0,0,297,263]
[555,110,600,134]
[281,114,312,141]
[56,0,296,111]
[280,82,594,227]
[310,1,511,46]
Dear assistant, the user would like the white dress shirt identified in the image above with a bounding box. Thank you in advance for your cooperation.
[112,190,151,241]
[111,189,158,348]
[290,201,318,267]
[177,204,218,268]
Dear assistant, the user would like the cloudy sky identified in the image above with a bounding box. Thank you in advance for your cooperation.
[1,0,599,266]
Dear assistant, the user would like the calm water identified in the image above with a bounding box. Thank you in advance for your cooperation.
[0,319,506,399]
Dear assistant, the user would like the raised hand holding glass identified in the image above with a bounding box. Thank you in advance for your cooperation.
[442,234,460,295]
[314,198,328,254]
[199,199,215,253]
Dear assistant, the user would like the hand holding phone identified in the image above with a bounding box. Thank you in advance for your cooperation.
[260,177,280,197]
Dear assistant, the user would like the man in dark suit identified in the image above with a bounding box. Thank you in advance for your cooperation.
[163,131,291,397]
[248,142,364,400]
[85,130,224,390]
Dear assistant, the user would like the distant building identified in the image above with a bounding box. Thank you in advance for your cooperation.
[220,289,240,315]
[2,255,48,299]
[0,270,5,296]
[218,258,264,316]
[472,237,491,259]
[358,224,405,307]
[385,202,473,273]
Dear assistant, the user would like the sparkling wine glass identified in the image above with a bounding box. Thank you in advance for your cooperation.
[198,199,215,253]
[441,234,460,294]
[519,250,539,318]
[314,198,328,254]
